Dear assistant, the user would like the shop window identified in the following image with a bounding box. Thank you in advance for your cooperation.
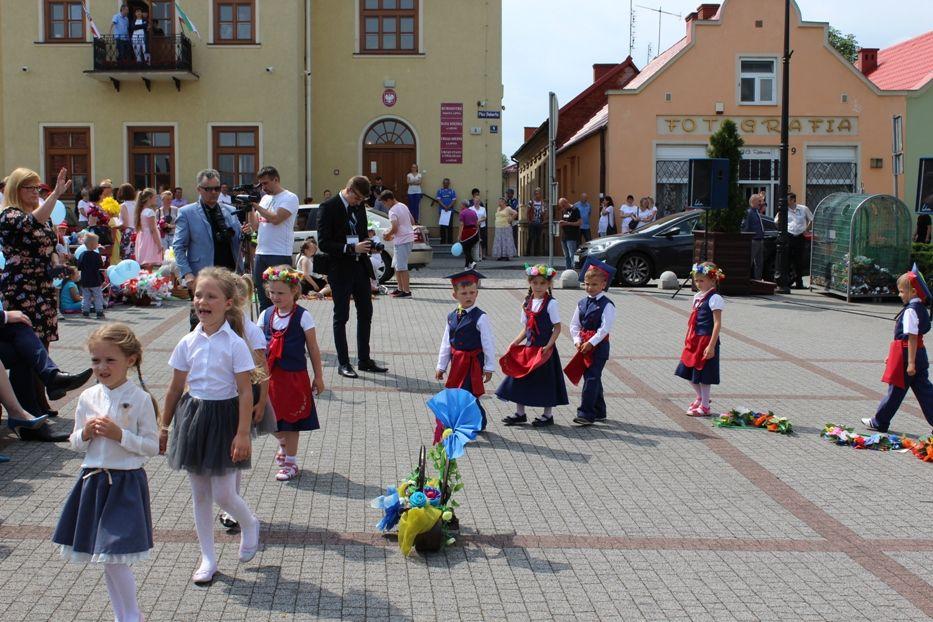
[213,126,259,188]
[739,58,776,105]
[215,0,255,44]
[44,127,91,194]
[128,127,174,192]
[45,1,85,42]
[806,161,857,210]
[360,0,418,54]
[655,160,689,215]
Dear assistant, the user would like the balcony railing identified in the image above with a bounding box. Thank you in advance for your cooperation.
[91,34,193,72]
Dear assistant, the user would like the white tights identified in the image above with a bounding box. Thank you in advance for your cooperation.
[103,563,140,622]
[691,383,711,408]
[188,472,257,571]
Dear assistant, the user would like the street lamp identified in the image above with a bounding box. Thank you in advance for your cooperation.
[774,0,793,293]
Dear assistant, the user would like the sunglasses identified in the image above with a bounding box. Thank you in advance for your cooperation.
[199,185,222,192]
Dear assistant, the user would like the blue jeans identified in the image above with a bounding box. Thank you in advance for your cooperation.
[81,287,105,314]
[562,239,578,269]
[253,253,293,311]
[407,193,422,222]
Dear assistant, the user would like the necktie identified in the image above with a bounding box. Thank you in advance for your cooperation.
[348,207,358,235]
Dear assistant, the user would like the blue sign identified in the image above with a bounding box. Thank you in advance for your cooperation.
[477,110,501,119]
[489,124,499,134]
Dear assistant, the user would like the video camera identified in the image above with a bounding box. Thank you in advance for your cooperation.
[230,183,262,223]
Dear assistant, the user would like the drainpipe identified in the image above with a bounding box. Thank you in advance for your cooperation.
[305,0,313,199]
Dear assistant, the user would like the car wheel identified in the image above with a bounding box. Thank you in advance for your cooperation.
[617,252,652,287]
[378,250,394,284]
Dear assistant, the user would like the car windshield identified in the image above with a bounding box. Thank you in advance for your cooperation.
[636,212,694,235]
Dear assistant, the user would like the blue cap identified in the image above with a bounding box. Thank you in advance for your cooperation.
[445,269,486,285]
[579,257,616,289]
[910,263,932,302]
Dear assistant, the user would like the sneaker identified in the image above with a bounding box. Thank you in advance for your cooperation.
[388,289,402,297]
[572,416,594,426]
[396,291,412,298]
[861,417,885,432]
[218,511,239,532]
[276,463,299,481]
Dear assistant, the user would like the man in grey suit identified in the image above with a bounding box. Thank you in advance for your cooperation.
[172,168,242,327]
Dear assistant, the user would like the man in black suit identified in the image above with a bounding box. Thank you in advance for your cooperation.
[317,176,389,378]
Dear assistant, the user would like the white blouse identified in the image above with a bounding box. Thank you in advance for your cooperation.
[520,297,560,325]
[70,381,159,470]
[406,172,423,194]
[694,290,725,311]
[257,307,316,332]
[168,321,255,400]
[242,311,268,351]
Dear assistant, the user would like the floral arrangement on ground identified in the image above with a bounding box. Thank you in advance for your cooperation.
[714,408,793,434]
[371,388,481,555]
[821,423,933,462]
[120,269,175,305]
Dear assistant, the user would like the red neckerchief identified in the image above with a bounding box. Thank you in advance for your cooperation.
[523,294,550,341]
[266,306,296,371]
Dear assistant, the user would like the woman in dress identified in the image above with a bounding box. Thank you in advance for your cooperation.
[158,190,175,249]
[406,163,424,223]
[636,196,658,229]
[133,188,163,269]
[118,183,137,260]
[492,197,517,260]
[0,167,72,346]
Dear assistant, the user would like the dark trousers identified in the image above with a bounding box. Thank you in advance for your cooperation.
[253,253,293,311]
[0,323,59,384]
[512,225,518,249]
[577,357,607,421]
[440,225,452,245]
[0,343,41,418]
[874,366,933,431]
[330,259,373,366]
[461,236,479,267]
[479,226,488,256]
[789,234,806,287]
[528,223,543,256]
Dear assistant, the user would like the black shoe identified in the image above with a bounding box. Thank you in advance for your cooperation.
[593,414,607,421]
[44,410,59,418]
[96,312,105,319]
[572,416,594,426]
[82,312,90,318]
[218,511,240,532]
[502,413,527,426]
[395,291,412,298]
[531,416,554,427]
[338,364,358,379]
[46,368,93,400]
[358,360,388,373]
[15,423,69,442]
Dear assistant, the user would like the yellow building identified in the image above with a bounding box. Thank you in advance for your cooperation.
[0,0,502,232]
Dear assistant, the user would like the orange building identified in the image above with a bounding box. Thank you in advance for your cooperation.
[605,0,915,216]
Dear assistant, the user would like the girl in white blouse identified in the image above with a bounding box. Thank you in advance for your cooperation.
[160,267,262,586]
[53,323,160,622]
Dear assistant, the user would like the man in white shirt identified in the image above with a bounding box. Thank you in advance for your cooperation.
[249,166,300,310]
[218,183,232,206]
[776,192,813,289]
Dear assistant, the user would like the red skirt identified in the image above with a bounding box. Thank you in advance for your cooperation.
[679,333,713,371]
[269,367,314,424]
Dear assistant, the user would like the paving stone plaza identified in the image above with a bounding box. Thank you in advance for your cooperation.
[2,260,933,621]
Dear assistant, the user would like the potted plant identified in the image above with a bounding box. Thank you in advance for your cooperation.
[694,120,758,295]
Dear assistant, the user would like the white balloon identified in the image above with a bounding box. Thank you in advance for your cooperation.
[51,201,67,226]
[74,244,87,260]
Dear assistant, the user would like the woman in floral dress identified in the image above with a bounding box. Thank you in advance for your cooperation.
[0,167,72,345]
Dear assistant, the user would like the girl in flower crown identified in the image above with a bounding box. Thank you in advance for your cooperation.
[675,261,725,416]
[258,265,325,481]
[496,265,569,427]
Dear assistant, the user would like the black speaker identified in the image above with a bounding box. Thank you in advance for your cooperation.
[688,158,730,209]
[918,158,933,213]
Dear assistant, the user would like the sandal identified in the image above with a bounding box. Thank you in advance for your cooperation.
[531,415,554,427]
[275,464,299,481]
[686,399,701,414]
[687,405,711,417]
[274,449,286,467]
[501,413,527,426]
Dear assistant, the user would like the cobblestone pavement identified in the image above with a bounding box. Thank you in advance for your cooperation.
[2,257,933,621]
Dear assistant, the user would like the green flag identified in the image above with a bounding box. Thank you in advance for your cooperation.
[175,2,200,38]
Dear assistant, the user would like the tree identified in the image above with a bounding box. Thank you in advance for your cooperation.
[706,119,746,233]
[828,26,859,63]
[501,153,510,168]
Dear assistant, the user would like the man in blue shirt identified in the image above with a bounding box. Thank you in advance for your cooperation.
[436,178,457,244]
[110,4,131,64]
[506,188,519,249]
[741,193,766,279]
[574,192,593,242]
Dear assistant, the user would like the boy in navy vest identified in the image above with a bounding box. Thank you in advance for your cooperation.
[567,258,616,425]
[436,269,496,435]
[863,266,933,434]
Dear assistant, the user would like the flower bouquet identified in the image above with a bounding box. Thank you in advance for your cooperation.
[821,423,933,463]
[903,436,933,462]
[371,388,481,555]
[714,408,793,434]
[122,270,174,306]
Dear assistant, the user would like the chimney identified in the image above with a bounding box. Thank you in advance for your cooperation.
[856,48,879,74]
[685,11,698,25]
[697,4,720,20]
[593,63,617,83]
[524,126,539,142]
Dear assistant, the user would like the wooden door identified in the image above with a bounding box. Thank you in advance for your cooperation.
[361,118,417,198]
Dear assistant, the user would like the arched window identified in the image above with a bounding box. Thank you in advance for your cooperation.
[364,120,415,146]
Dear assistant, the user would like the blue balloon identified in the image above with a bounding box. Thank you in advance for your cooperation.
[51,201,67,226]
[0,251,5,270]
[53,278,63,288]
[118,259,141,280]
[107,265,126,286]
[450,242,463,257]
[74,244,87,260]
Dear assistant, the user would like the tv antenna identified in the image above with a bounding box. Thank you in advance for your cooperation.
[636,3,681,59]
[628,0,636,57]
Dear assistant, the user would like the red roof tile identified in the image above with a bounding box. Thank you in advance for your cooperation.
[866,30,933,91]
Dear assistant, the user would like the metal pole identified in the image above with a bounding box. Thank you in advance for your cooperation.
[774,0,792,293]
[548,92,558,263]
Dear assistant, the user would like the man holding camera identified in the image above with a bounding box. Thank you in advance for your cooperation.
[249,166,300,310]
[173,169,242,328]
[318,176,388,378]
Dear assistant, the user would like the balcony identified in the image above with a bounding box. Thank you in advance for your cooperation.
[85,34,199,92]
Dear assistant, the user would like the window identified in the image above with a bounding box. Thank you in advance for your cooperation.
[128,127,174,191]
[360,0,418,54]
[215,0,255,43]
[44,127,91,194]
[212,127,259,187]
[151,1,175,36]
[45,1,85,42]
[655,160,689,215]
[364,120,414,145]
[739,58,776,105]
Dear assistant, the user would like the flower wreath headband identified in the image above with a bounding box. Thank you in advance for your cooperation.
[262,266,303,286]
[525,264,558,280]
[691,263,725,281]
